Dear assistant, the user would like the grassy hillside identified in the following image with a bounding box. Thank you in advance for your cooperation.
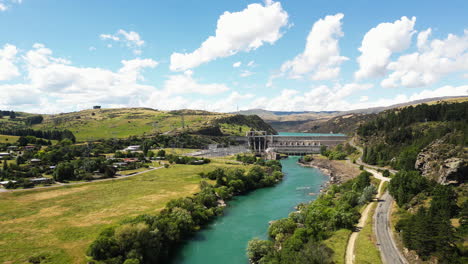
[0,159,249,264]
[4,108,277,141]
[358,100,467,173]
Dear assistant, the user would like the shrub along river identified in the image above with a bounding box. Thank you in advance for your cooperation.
[172,155,329,264]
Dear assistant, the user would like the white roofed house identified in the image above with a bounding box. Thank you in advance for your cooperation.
[124,145,141,152]
[0,152,11,159]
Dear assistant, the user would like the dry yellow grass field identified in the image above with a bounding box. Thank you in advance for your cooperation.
[0,158,247,263]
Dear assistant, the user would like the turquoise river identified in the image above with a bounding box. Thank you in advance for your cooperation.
[172,156,329,264]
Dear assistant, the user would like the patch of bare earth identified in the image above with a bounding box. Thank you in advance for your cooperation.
[301,157,360,184]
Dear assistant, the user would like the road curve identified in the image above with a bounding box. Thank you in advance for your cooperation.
[348,138,407,264]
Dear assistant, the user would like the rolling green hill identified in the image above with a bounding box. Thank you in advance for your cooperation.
[0,108,276,142]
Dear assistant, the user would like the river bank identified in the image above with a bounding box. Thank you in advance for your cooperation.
[172,156,328,264]
[298,155,360,187]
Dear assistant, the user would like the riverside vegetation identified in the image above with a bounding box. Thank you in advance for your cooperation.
[246,169,377,264]
[87,158,283,264]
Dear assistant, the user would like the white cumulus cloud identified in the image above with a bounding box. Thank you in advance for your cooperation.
[162,71,229,95]
[280,13,348,80]
[382,29,468,88]
[0,44,158,112]
[355,16,416,80]
[0,44,20,80]
[100,29,145,55]
[0,0,22,11]
[233,61,241,68]
[250,83,373,111]
[169,0,288,71]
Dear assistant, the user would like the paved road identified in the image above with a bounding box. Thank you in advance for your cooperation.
[346,169,388,264]
[375,191,407,264]
[348,138,407,264]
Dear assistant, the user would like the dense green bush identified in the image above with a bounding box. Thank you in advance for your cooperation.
[395,184,463,263]
[388,170,429,207]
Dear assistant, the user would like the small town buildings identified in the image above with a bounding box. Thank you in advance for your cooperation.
[0,152,11,159]
[124,145,140,151]
[24,146,35,151]
[0,180,16,186]
[123,158,139,163]
[29,178,53,184]
[113,162,128,168]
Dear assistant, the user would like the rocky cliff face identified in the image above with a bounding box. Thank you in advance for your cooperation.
[415,137,467,185]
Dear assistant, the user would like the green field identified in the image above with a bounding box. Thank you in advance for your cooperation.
[354,202,382,264]
[0,159,247,264]
[324,228,352,264]
[0,134,19,143]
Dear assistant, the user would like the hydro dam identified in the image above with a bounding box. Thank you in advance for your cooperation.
[239,131,349,159]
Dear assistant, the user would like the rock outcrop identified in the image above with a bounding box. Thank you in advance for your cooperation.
[415,137,467,185]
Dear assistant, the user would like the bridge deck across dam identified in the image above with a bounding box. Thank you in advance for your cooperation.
[242,131,349,158]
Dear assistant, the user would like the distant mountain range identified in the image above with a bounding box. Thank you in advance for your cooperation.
[237,96,468,133]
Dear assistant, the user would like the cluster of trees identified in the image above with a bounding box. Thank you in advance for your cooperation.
[0,128,76,143]
[17,136,52,146]
[165,154,210,165]
[25,115,44,125]
[0,159,41,180]
[1,160,39,189]
[320,143,356,160]
[201,163,282,196]
[359,102,467,169]
[247,170,376,264]
[236,154,258,164]
[0,110,16,119]
[87,165,284,264]
[390,174,466,263]
[388,171,430,207]
[52,158,117,182]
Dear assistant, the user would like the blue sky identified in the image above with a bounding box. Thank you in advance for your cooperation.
[0,0,467,113]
